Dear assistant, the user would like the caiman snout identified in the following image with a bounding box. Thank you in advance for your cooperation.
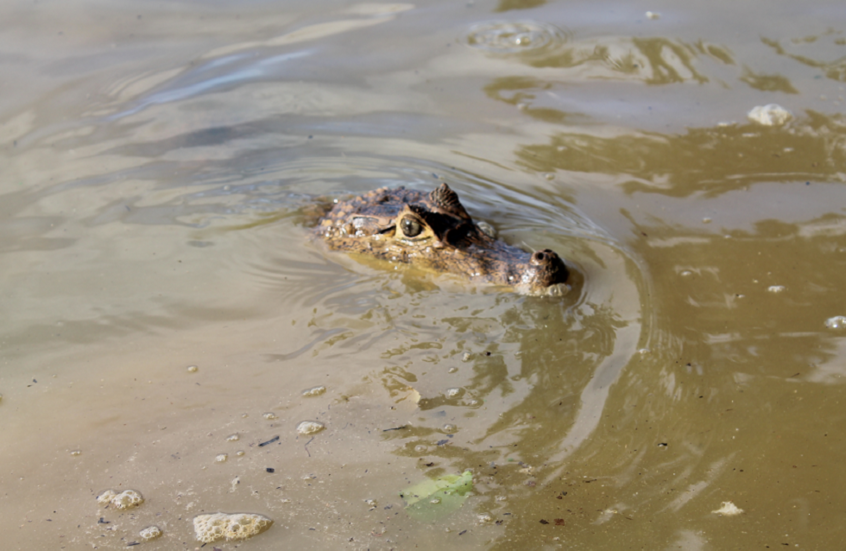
[531,249,558,265]
[526,248,569,290]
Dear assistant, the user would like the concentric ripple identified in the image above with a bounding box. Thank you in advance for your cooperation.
[465,20,570,54]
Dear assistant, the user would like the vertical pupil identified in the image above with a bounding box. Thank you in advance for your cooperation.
[401,217,422,237]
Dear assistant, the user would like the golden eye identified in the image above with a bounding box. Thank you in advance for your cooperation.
[400,216,422,238]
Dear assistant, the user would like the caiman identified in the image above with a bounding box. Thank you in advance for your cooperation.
[314,183,570,296]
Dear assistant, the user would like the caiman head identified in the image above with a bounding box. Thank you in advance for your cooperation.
[315,183,570,295]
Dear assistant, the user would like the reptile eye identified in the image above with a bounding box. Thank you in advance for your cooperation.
[400,216,422,238]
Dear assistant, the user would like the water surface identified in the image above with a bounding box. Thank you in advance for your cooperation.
[2,0,846,549]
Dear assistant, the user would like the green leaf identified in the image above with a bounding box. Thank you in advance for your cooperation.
[401,470,474,520]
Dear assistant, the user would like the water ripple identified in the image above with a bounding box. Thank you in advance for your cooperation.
[465,20,571,55]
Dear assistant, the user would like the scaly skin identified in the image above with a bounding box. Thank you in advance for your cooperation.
[314,183,569,295]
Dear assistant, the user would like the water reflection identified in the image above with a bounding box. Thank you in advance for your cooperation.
[494,0,547,13]
[508,115,846,197]
[469,29,726,84]
[763,31,846,83]
[740,66,799,94]
[363,233,647,511]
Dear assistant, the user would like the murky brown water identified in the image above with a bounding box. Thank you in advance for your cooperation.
[2,0,846,549]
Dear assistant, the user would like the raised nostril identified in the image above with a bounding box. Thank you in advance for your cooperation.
[533,251,546,262]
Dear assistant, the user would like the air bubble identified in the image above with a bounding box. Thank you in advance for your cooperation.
[767,285,786,293]
[825,316,846,329]
[263,412,278,420]
[466,20,570,54]
[215,454,228,463]
[187,365,198,373]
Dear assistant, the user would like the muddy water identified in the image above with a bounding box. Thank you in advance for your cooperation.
[2,0,846,549]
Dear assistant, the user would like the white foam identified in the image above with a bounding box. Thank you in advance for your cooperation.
[193,512,273,543]
[712,501,743,516]
[296,420,325,435]
[97,489,144,510]
[139,526,162,540]
[747,104,792,126]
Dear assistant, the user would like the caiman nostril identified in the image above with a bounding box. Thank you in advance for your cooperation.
[533,251,546,262]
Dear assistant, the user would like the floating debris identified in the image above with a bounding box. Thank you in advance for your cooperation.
[645,11,661,19]
[97,489,144,510]
[302,386,327,397]
[215,454,228,463]
[262,412,278,420]
[405,387,421,404]
[226,434,240,442]
[296,421,325,435]
[747,104,792,126]
[258,435,279,447]
[193,512,273,543]
[187,365,199,373]
[712,501,744,516]
[139,526,162,540]
[401,470,474,521]
[767,285,786,293]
